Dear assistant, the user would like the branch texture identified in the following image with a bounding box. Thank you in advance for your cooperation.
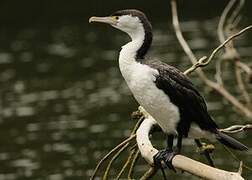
[136,109,245,180]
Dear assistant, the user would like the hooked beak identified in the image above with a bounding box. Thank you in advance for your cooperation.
[89,16,117,25]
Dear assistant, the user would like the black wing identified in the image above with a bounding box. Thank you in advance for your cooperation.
[145,60,218,136]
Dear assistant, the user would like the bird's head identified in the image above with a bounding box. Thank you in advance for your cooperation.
[89,9,153,59]
[89,9,152,40]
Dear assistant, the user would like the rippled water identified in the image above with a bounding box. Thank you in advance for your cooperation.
[0,18,251,180]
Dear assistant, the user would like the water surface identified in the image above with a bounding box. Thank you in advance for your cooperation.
[0,17,251,180]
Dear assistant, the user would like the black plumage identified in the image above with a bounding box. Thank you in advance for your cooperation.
[145,59,248,151]
[145,60,218,137]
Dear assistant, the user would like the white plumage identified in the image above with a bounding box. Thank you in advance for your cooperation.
[118,22,180,134]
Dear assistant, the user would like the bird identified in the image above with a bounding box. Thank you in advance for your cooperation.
[89,9,248,169]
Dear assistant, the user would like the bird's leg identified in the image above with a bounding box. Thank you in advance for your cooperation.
[176,134,182,154]
[167,134,174,151]
[194,139,215,167]
[153,135,177,172]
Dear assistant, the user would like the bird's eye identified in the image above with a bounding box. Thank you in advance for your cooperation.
[114,16,119,20]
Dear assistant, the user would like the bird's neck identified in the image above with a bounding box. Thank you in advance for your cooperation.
[119,27,152,64]
[119,37,145,64]
[118,37,143,84]
[118,25,152,82]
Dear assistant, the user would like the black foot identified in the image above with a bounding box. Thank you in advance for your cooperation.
[153,149,177,172]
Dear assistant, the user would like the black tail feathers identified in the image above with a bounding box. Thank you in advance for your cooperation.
[215,130,248,151]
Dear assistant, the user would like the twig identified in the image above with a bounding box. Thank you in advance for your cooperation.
[184,56,207,75]
[91,113,144,180]
[116,147,137,179]
[237,61,252,84]
[218,0,236,44]
[238,161,243,175]
[215,0,236,85]
[103,143,129,180]
[237,61,252,75]
[227,0,245,31]
[140,167,157,180]
[128,149,140,179]
[204,80,252,118]
[235,61,251,105]
[220,124,252,133]
[131,114,145,134]
[188,25,252,72]
[215,58,225,85]
[223,145,252,172]
[90,134,136,180]
[103,116,144,179]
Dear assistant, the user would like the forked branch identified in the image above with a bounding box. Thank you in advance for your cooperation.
[171,0,252,118]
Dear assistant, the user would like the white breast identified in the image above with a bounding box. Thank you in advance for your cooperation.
[119,48,180,134]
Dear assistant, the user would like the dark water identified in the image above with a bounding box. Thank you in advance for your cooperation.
[0,13,251,180]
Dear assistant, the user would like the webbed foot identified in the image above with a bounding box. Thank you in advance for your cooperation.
[153,149,177,172]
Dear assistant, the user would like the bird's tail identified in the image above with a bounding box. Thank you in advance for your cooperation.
[215,130,248,151]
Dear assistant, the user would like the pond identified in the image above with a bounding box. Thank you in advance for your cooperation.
[0,3,251,180]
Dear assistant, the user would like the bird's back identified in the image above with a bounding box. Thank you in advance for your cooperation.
[144,59,218,136]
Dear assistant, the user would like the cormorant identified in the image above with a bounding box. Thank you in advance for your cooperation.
[89,9,248,169]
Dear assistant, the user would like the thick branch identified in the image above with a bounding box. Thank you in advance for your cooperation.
[136,110,244,180]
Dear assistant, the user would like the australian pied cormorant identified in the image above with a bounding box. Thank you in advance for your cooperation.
[89,9,248,169]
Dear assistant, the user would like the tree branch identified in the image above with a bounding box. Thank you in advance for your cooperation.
[136,109,245,180]
[220,124,252,134]
[171,0,252,118]
[186,25,252,73]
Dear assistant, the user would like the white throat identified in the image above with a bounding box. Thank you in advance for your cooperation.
[118,25,145,81]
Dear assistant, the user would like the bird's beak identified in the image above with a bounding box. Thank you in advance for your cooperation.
[89,16,117,25]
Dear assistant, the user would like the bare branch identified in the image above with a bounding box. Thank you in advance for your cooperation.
[171,0,252,118]
[220,124,252,133]
[218,0,236,44]
[184,56,207,75]
[189,25,252,71]
[206,25,252,65]
[204,80,252,118]
[215,58,225,85]
[116,148,136,179]
[227,0,245,31]
[237,61,252,76]
[103,143,129,179]
[140,167,157,180]
[235,61,251,105]
[238,161,243,175]
[128,149,140,179]
[136,110,245,180]
[90,135,136,180]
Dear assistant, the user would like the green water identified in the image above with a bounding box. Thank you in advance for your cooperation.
[0,3,252,180]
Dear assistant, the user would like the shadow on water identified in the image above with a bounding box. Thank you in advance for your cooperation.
[0,3,252,180]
